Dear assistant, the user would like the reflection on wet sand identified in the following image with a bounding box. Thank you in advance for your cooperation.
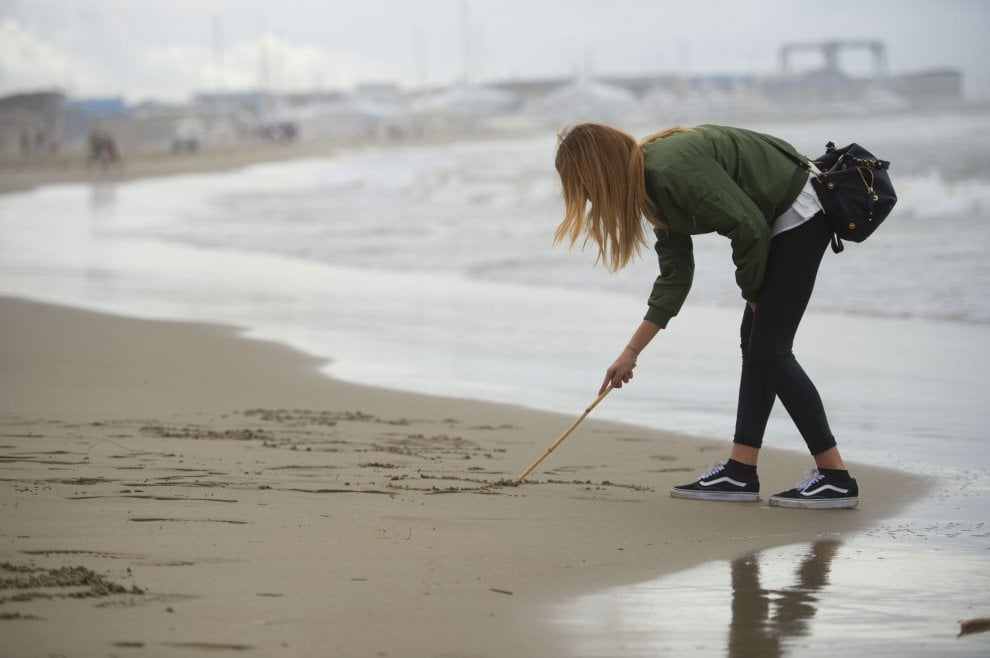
[729,539,840,658]
[550,538,848,657]
[89,182,116,212]
[554,517,988,657]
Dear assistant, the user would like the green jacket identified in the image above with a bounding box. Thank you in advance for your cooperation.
[641,125,808,328]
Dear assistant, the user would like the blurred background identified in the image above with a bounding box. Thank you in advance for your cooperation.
[0,0,985,161]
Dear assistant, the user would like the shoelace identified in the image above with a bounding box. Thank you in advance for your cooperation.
[793,468,825,491]
[701,461,727,479]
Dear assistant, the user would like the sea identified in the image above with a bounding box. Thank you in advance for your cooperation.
[2,109,988,656]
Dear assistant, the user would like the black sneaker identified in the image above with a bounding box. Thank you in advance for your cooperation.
[670,462,760,502]
[768,469,859,509]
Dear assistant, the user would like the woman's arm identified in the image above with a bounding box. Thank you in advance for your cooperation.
[600,319,663,394]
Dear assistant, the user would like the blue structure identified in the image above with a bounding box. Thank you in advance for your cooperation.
[63,97,131,142]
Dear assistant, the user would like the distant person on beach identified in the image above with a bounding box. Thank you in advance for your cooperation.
[554,123,859,509]
[87,129,123,169]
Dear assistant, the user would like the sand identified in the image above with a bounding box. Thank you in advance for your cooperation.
[0,142,337,196]
[0,297,922,657]
[0,133,517,196]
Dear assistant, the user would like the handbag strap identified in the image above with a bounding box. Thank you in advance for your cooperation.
[754,132,813,174]
[754,132,845,253]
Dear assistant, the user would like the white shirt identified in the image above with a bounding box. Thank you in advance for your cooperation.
[771,164,823,237]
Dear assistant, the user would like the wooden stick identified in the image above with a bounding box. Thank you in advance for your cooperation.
[958,616,990,636]
[513,386,614,485]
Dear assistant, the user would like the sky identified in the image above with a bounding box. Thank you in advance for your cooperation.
[1,0,987,102]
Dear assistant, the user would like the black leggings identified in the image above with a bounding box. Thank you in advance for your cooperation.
[733,211,835,455]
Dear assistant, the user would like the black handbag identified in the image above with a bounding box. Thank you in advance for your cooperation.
[810,141,897,253]
[759,136,897,253]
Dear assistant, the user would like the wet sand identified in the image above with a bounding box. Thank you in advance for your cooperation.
[553,514,990,656]
[0,297,926,656]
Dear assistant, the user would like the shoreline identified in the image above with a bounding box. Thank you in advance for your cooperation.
[0,129,549,197]
[0,296,925,656]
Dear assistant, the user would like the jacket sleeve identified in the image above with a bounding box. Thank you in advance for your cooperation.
[676,161,772,301]
[645,228,694,328]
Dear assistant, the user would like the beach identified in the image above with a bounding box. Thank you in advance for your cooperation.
[0,141,338,196]
[0,297,922,657]
[2,111,989,656]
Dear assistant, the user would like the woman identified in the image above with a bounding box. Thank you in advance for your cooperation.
[554,122,858,509]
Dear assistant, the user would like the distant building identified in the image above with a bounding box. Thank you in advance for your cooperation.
[765,40,962,109]
[0,91,65,156]
[885,69,963,107]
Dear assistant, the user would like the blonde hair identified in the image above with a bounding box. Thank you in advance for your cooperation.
[554,123,691,271]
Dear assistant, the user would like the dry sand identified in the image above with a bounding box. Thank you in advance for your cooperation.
[0,133,519,196]
[0,297,922,657]
[0,142,336,196]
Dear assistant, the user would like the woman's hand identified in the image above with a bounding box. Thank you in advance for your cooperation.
[600,348,638,395]
[598,320,662,395]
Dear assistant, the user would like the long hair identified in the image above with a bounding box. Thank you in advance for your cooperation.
[554,122,691,271]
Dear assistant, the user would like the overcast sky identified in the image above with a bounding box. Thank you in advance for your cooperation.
[1,0,987,102]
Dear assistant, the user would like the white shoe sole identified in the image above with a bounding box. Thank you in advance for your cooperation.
[670,489,760,502]
[768,496,859,509]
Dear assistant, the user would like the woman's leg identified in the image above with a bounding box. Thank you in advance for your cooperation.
[672,213,852,503]
[733,212,836,457]
[733,304,775,458]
